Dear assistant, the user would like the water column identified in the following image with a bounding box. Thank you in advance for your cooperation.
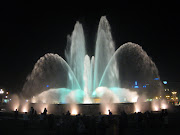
[83,55,92,103]
[65,22,86,90]
[93,16,118,91]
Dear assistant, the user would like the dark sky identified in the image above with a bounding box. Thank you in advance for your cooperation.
[0,1,180,93]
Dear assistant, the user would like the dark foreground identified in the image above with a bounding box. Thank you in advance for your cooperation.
[0,110,180,135]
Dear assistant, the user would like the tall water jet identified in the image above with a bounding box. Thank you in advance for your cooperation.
[83,55,92,103]
[65,21,86,90]
[93,16,119,90]
[89,56,94,95]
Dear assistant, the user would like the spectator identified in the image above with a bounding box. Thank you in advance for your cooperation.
[108,110,112,116]
[66,110,71,116]
[14,109,18,120]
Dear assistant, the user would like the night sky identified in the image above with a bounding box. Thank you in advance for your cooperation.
[0,1,180,93]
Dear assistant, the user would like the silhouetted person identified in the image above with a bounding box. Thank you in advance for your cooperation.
[108,110,112,115]
[14,109,18,120]
[43,108,47,118]
[66,110,70,116]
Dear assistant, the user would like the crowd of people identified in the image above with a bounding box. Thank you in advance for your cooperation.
[13,107,168,135]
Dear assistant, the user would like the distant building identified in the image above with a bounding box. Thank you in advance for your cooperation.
[162,81,179,103]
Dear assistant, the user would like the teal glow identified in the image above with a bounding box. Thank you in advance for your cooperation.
[163,81,167,84]
[3,99,9,103]
[56,88,84,103]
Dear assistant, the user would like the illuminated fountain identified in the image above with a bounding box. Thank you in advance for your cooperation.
[21,16,161,114]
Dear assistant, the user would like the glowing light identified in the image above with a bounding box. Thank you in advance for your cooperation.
[161,104,167,109]
[83,96,92,103]
[132,97,138,102]
[134,81,139,88]
[104,107,110,115]
[25,99,29,102]
[42,100,46,103]
[22,107,28,112]
[135,108,140,113]
[46,85,49,87]
[134,103,140,113]
[146,99,153,101]
[71,109,78,115]
[154,78,159,80]
[172,92,177,95]
[135,81,138,85]
[31,97,36,103]
[154,106,159,111]
[163,81,167,84]
[0,89,4,94]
